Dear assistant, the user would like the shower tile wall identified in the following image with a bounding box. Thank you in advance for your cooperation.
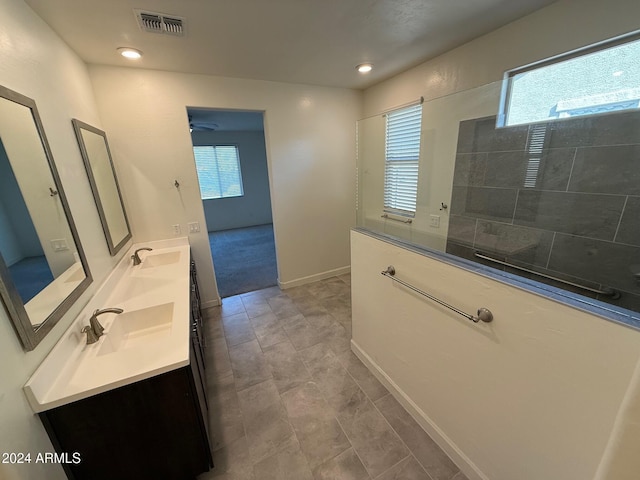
[447,111,640,312]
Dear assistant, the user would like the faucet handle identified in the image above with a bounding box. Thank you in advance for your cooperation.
[81,325,99,344]
[90,309,105,336]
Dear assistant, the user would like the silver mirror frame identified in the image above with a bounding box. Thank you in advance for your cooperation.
[0,85,92,351]
[71,119,131,256]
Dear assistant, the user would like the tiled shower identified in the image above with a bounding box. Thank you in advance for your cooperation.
[447,110,640,311]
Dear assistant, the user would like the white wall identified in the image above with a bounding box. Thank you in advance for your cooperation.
[351,231,640,480]
[0,1,127,478]
[363,0,640,117]
[192,130,273,232]
[88,66,361,295]
[357,0,640,478]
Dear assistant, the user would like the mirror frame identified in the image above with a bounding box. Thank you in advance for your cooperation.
[71,119,131,256]
[0,86,93,350]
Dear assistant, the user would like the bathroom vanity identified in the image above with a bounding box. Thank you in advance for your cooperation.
[24,239,212,480]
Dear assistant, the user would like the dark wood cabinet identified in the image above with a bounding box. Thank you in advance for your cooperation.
[39,258,212,480]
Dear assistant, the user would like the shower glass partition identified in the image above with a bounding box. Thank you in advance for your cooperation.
[356,79,640,320]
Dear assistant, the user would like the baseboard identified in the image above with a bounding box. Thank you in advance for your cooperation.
[350,339,487,480]
[278,265,350,289]
[201,298,221,308]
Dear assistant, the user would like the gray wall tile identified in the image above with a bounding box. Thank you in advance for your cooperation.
[548,117,592,149]
[453,110,640,314]
[447,215,477,248]
[548,234,640,294]
[535,148,575,191]
[514,191,625,240]
[450,186,518,222]
[600,289,640,313]
[452,153,487,186]
[473,117,529,152]
[569,145,640,195]
[455,118,478,154]
[483,151,528,188]
[588,110,640,146]
[616,196,640,247]
[474,221,553,267]
[445,242,482,264]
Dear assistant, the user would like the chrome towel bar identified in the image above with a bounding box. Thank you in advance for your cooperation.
[473,252,620,299]
[381,214,412,224]
[381,266,494,323]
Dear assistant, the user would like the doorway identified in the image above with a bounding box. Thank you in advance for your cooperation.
[187,108,277,298]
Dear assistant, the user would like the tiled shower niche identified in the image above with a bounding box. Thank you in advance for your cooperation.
[447,110,640,313]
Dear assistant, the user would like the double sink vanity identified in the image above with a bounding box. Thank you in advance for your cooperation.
[24,239,213,479]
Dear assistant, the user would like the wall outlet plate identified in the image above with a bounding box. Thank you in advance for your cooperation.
[429,215,440,228]
[172,224,181,235]
[50,238,69,251]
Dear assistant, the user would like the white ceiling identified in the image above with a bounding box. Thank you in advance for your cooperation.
[25,0,558,90]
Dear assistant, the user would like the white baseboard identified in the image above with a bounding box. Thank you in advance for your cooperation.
[278,265,350,289]
[350,339,487,480]
[201,298,221,308]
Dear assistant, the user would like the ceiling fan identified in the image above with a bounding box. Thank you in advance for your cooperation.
[188,115,219,132]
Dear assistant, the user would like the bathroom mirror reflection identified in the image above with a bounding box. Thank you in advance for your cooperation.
[0,86,92,350]
[72,119,131,256]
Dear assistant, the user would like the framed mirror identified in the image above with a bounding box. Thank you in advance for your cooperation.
[72,119,131,256]
[0,85,92,350]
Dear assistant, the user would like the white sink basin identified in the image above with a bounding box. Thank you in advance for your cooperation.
[141,251,181,268]
[23,240,192,413]
[98,302,174,356]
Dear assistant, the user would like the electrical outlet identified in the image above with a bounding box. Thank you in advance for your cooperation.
[50,238,69,251]
[429,215,440,228]
[172,224,181,235]
[188,222,200,233]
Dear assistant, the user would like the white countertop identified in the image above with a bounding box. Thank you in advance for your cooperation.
[24,238,192,413]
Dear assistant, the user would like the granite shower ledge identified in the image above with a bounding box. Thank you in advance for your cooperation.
[23,237,192,413]
[353,227,640,332]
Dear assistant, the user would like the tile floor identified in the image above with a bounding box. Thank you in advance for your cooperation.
[198,274,468,480]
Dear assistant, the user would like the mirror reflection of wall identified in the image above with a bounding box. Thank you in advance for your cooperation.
[72,119,131,256]
[0,142,53,303]
[0,86,92,349]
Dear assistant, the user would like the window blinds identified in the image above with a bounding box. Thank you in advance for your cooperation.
[193,145,244,199]
[384,104,422,216]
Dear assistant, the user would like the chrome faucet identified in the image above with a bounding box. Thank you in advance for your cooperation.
[131,247,152,266]
[81,325,100,344]
[81,308,124,344]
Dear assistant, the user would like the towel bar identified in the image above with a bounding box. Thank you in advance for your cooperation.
[381,266,493,323]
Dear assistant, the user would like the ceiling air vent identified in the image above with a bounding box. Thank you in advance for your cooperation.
[135,10,185,36]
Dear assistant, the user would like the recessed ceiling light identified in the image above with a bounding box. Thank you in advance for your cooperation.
[356,63,373,74]
[117,47,143,59]
[612,70,624,77]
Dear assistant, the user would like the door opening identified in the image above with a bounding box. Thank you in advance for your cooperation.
[187,108,277,298]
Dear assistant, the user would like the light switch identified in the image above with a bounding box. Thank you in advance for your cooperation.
[188,222,200,233]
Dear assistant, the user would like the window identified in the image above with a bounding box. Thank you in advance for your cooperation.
[193,145,244,199]
[383,103,422,217]
[501,32,640,127]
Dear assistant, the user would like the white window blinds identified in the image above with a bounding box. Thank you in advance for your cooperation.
[384,104,422,216]
[193,145,244,200]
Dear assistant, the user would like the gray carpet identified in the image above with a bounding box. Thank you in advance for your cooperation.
[208,224,278,298]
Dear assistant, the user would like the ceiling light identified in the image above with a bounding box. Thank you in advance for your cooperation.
[613,70,624,77]
[117,47,143,59]
[356,63,373,74]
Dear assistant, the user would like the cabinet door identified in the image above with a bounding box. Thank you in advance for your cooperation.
[40,368,211,480]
